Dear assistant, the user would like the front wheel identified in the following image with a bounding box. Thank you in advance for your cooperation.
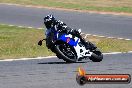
[55,43,77,63]
[89,49,103,62]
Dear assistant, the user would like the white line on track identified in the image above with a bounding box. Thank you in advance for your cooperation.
[92,35,98,37]
[37,28,43,29]
[86,34,92,36]
[0,51,132,62]
[107,37,114,39]
[128,51,132,53]
[117,38,124,40]
[9,25,14,27]
[18,26,23,28]
[103,52,123,55]
[27,27,33,29]
[98,36,105,38]
[103,51,132,55]
[125,39,131,41]
[0,56,56,62]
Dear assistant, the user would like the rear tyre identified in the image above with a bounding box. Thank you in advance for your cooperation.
[89,49,103,62]
[55,43,77,63]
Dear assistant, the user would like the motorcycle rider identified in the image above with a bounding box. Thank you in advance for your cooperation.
[40,14,96,50]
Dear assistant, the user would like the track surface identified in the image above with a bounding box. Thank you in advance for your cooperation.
[0,4,132,39]
[0,53,132,88]
[0,4,132,88]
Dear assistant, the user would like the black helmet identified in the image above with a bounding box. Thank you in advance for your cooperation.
[44,14,55,29]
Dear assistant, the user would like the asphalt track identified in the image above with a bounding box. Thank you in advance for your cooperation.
[0,4,132,39]
[0,53,132,88]
[0,4,132,88]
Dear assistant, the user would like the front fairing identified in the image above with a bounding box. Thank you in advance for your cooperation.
[58,34,79,46]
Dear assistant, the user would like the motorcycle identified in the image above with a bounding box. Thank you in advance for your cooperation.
[38,28,103,63]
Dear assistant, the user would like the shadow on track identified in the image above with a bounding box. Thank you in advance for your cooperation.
[38,61,90,64]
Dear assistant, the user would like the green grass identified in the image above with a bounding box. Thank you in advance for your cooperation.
[0,0,132,13]
[85,36,132,53]
[0,24,54,60]
[0,24,132,60]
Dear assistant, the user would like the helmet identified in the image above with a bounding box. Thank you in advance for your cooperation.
[44,15,55,29]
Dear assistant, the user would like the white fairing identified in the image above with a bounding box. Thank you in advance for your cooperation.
[65,34,93,59]
[55,33,92,60]
[65,34,72,38]
[74,38,92,60]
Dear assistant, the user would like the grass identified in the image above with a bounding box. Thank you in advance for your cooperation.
[0,24,54,60]
[0,0,132,13]
[0,24,132,60]
[85,36,132,53]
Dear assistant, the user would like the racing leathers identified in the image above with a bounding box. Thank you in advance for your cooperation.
[45,20,96,50]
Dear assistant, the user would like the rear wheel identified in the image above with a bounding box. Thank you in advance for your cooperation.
[89,49,103,62]
[55,43,77,63]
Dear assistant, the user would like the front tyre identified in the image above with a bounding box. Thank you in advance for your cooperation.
[89,49,103,62]
[55,43,77,63]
